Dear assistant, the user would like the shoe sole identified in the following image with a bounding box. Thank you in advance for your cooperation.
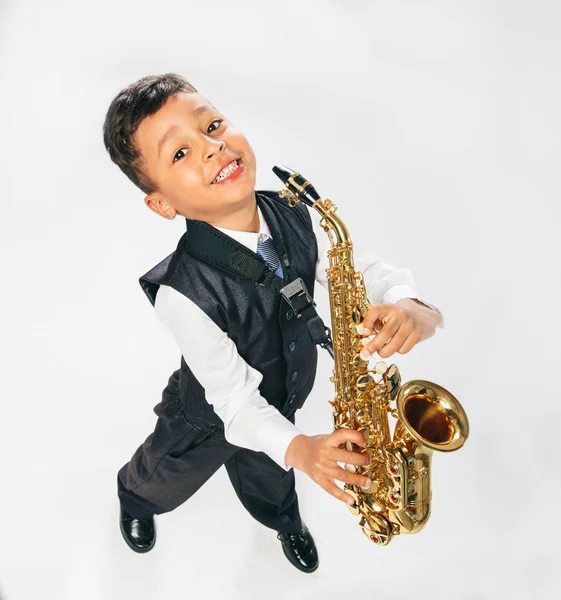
[119,518,156,554]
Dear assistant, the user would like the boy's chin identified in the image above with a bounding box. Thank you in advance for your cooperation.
[211,178,255,199]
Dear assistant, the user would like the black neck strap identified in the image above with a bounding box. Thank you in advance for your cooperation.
[183,192,333,356]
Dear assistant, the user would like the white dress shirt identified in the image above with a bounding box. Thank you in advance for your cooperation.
[153,200,443,471]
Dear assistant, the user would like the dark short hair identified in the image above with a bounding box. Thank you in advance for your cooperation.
[102,73,198,195]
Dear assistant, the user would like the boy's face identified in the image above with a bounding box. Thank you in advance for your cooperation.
[133,92,257,222]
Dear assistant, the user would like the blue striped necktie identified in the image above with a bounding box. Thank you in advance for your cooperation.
[256,234,284,278]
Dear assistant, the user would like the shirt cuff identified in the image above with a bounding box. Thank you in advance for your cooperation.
[409,297,445,329]
[396,296,445,329]
[381,284,419,305]
[381,287,445,329]
[256,416,305,471]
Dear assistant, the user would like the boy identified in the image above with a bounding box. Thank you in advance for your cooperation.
[102,73,444,573]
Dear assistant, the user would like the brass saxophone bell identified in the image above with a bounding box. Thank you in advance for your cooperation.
[395,380,469,452]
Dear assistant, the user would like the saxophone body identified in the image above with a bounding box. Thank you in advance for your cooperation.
[273,165,469,546]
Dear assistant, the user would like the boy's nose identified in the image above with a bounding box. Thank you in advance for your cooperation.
[204,141,225,160]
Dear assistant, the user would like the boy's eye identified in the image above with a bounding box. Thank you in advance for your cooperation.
[173,148,189,163]
[207,119,223,133]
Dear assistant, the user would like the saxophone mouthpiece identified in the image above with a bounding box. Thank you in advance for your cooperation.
[271,164,293,183]
[272,164,321,206]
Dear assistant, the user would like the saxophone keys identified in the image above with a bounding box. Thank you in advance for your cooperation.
[352,307,363,324]
[359,427,374,447]
[355,408,371,425]
[385,364,402,400]
[356,374,374,393]
[387,490,401,508]
[385,448,408,511]
[360,515,394,546]
[352,352,369,369]
[362,489,383,510]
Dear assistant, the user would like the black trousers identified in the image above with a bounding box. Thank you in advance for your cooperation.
[117,370,303,534]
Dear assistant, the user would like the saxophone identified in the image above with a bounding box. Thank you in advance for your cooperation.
[273,165,469,546]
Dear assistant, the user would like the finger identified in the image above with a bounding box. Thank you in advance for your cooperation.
[360,317,400,359]
[358,304,393,335]
[324,465,372,489]
[366,317,386,334]
[397,330,423,355]
[328,446,371,467]
[377,322,414,358]
[328,427,367,448]
[321,477,357,505]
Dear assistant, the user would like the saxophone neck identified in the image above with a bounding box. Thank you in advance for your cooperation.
[311,198,352,246]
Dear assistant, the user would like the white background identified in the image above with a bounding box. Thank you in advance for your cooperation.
[1,1,560,599]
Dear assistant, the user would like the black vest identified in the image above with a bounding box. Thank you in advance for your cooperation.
[138,190,319,429]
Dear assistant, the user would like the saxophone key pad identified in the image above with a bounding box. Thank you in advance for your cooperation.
[352,353,369,369]
[355,374,374,392]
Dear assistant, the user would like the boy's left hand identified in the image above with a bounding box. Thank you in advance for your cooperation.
[357,298,442,360]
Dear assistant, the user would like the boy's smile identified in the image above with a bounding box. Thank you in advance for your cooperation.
[133,92,258,229]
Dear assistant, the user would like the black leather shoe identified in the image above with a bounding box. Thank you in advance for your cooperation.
[277,522,318,573]
[119,504,156,553]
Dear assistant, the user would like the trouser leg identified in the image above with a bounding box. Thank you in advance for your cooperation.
[117,369,237,520]
[224,447,303,534]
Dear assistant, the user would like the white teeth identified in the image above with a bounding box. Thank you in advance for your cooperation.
[213,159,240,183]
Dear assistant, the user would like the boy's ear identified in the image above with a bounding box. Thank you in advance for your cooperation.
[144,192,176,220]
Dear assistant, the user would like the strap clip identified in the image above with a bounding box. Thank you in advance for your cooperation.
[319,326,333,351]
[280,277,316,318]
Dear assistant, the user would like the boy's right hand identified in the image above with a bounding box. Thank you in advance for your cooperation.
[284,430,372,505]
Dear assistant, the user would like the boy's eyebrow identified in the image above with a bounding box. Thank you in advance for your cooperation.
[157,105,214,158]
[157,126,181,158]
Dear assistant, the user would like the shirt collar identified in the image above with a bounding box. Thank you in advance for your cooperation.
[212,203,272,253]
